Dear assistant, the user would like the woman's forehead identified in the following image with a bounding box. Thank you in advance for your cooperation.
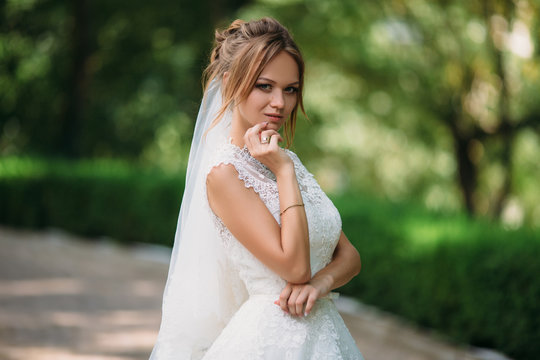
[259,52,299,84]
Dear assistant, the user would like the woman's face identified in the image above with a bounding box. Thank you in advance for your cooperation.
[235,51,300,132]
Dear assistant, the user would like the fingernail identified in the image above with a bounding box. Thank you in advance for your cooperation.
[304,311,308,317]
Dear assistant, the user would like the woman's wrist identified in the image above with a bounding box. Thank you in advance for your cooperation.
[310,273,334,297]
[274,161,295,180]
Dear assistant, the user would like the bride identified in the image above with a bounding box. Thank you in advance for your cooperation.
[150,17,364,359]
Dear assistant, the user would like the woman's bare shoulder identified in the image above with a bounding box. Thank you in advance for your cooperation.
[206,162,239,186]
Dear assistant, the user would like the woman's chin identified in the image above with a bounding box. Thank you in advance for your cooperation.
[266,122,282,131]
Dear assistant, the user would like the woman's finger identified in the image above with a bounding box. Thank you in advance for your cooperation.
[304,289,318,316]
[269,131,281,148]
[245,122,267,151]
[246,123,263,144]
[289,285,305,316]
[251,122,267,135]
[287,287,302,316]
[295,288,310,317]
[277,283,292,313]
[244,127,255,151]
[259,129,274,144]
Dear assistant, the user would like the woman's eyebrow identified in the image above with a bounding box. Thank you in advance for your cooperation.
[257,77,300,86]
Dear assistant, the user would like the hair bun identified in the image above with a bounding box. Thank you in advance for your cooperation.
[211,20,245,62]
[221,19,245,39]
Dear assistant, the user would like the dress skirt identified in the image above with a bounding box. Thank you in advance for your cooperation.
[202,294,364,360]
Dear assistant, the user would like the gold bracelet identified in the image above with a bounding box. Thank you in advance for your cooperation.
[280,203,304,216]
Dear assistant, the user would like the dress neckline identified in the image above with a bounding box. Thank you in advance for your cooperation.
[223,141,277,180]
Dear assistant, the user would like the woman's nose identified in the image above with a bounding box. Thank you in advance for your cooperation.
[270,90,284,109]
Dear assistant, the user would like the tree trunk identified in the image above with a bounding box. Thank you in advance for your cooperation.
[483,0,515,219]
[58,0,90,157]
[493,131,514,217]
[454,135,478,215]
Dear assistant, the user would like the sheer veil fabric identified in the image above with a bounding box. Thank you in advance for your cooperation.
[150,80,248,359]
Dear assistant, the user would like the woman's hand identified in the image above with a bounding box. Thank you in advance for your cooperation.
[244,122,293,177]
[274,276,332,317]
[274,232,361,317]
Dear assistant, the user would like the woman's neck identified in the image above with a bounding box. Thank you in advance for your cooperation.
[229,111,248,148]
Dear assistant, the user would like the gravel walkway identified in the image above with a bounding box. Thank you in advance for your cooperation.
[0,226,510,360]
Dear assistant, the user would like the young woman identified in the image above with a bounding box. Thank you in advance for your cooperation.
[151,17,364,359]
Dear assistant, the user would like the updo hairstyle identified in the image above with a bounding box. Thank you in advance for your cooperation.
[203,17,306,147]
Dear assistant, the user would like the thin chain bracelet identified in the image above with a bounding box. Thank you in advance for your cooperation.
[279,203,304,216]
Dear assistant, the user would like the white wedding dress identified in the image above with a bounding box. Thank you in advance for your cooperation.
[201,142,364,360]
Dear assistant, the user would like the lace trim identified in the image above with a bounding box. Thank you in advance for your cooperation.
[207,143,280,217]
[206,143,326,209]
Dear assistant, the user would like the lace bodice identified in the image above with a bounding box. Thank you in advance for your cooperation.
[205,143,342,296]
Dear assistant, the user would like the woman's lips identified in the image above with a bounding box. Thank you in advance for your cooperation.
[265,114,283,122]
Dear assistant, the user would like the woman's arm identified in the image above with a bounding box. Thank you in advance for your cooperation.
[207,123,311,284]
[275,231,361,316]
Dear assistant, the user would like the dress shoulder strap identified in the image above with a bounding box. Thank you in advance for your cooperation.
[206,142,277,198]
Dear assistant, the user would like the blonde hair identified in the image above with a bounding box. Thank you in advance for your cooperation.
[202,17,306,147]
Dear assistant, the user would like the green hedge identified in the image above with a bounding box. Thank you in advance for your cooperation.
[334,195,540,360]
[1,157,539,358]
[0,157,184,246]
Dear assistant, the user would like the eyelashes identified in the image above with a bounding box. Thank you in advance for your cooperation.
[255,83,299,94]
[255,83,272,91]
[285,87,299,94]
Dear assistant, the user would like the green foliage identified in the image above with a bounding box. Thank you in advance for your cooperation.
[2,0,540,224]
[0,0,249,159]
[238,0,540,224]
[334,194,540,359]
[0,157,183,245]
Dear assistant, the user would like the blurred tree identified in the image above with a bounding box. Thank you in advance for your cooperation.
[239,0,540,223]
[0,0,250,159]
[401,0,540,218]
[60,0,90,157]
[2,0,539,224]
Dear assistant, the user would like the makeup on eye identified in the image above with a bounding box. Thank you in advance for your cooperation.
[255,83,299,94]
[255,83,272,91]
[284,86,299,94]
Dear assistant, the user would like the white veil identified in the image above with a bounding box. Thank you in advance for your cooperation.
[150,80,247,359]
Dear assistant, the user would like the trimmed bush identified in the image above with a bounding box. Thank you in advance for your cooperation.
[0,157,184,246]
[334,194,540,360]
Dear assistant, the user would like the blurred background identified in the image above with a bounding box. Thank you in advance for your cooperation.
[1,0,539,359]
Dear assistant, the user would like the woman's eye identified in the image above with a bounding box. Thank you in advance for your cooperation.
[285,87,299,94]
[256,83,271,91]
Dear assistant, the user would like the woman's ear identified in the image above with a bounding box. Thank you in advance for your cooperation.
[223,71,229,86]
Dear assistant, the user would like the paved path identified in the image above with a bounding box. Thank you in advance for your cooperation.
[0,227,510,360]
